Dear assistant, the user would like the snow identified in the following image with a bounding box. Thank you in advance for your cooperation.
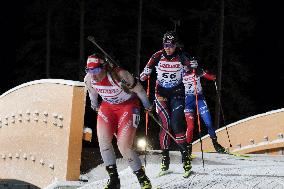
[46,151,284,189]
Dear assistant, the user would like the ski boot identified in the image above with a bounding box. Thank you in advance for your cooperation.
[187,143,193,160]
[160,149,170,171]
[211,137,226,153]
[134,166,152,189]
[158,149,171,176]
[182,151,192,178]
[104,165,120,189]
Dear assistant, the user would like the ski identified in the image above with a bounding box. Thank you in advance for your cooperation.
[156,169,193,179]
[205,151,251,158]
[228,152,251,158]
[190,154,197,159]
[156,170,173,178]
[183,170,192,178]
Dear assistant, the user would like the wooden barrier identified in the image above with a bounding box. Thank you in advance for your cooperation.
[192,109,284,155]
[0,79,86,188]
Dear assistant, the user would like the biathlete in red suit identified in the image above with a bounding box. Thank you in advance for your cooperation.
[84,54,152,189]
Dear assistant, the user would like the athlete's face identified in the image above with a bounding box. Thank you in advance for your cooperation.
[91,68,106,82]
[163,43,176,55]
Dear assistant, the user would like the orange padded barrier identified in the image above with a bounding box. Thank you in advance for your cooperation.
[0,79,86,188]
[192,109,284,155]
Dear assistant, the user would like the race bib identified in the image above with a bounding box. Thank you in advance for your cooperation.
[156,61,183,88]
[183,73,202,94]
[132,108,140,128]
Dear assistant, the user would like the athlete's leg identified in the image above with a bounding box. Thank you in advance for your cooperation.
[170,95,187,146]
[155,92,171,150]
[116,104,142,172]
[155,92,171,172]
[116,104,152,187]
[97,105,118,167]
[198,95,216,138]
[171,95,192,173]
[198,95,226,153]
[184,94,196,144]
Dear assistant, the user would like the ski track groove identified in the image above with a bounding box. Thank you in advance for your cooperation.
[249,178,261,189]
[268,180,279,189]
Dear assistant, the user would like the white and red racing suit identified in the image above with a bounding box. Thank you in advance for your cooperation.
[84,67,151,172]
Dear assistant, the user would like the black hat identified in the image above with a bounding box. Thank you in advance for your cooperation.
[163,31,178,45]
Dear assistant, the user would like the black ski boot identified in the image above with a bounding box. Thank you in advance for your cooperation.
[104,165,120,189]
[182,151,192,178]
[160,149,170,171]
[187,143,193,160]
[134,166,152,189]
[211,137,226,153]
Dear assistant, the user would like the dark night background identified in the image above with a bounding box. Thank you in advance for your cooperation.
[1,0,284,150]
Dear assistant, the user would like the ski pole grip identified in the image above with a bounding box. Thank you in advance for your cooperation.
[87,35,95,43]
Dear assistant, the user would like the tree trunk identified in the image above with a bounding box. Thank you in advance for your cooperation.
[46,8,51,78]
[215,0,224,129]
[79,0,85,80]
[135,0,142,77]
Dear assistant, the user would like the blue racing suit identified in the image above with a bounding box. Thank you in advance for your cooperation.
[183,68,217,143]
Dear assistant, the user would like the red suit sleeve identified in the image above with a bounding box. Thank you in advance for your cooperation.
[140,50,163,81]
[202,71,216,81]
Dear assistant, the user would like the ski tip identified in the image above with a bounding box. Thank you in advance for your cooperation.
[191,154,197,159]
[183,171,192,178]
[156,170,173,178]
[203,151,251,158]
[230,152,251,158]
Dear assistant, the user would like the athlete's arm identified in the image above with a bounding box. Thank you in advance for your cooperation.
[140,50,163,81]
[84,73,99,110]
[118,69,152,109]
[202,70,216,81]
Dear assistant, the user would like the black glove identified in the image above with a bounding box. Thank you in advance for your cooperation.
[190,59,198,69]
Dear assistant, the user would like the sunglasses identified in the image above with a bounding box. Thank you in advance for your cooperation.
[85,67,103,74]
[163,43,176,48]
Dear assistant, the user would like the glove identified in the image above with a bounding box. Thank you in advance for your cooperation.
[144,105,153,112]
[140,67,152,81]
[90,101,99,112]
[204,70,216,81]
[190,59,198,69]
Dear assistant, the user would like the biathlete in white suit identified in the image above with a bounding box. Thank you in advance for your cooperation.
[84,53,152,189]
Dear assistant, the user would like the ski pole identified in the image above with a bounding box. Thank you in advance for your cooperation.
[192,69,205,168]
[144,76,151,166]
[147,111,188,153]
[145,76,150,136]
[87,36,121,67]
[214,81,232,147]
